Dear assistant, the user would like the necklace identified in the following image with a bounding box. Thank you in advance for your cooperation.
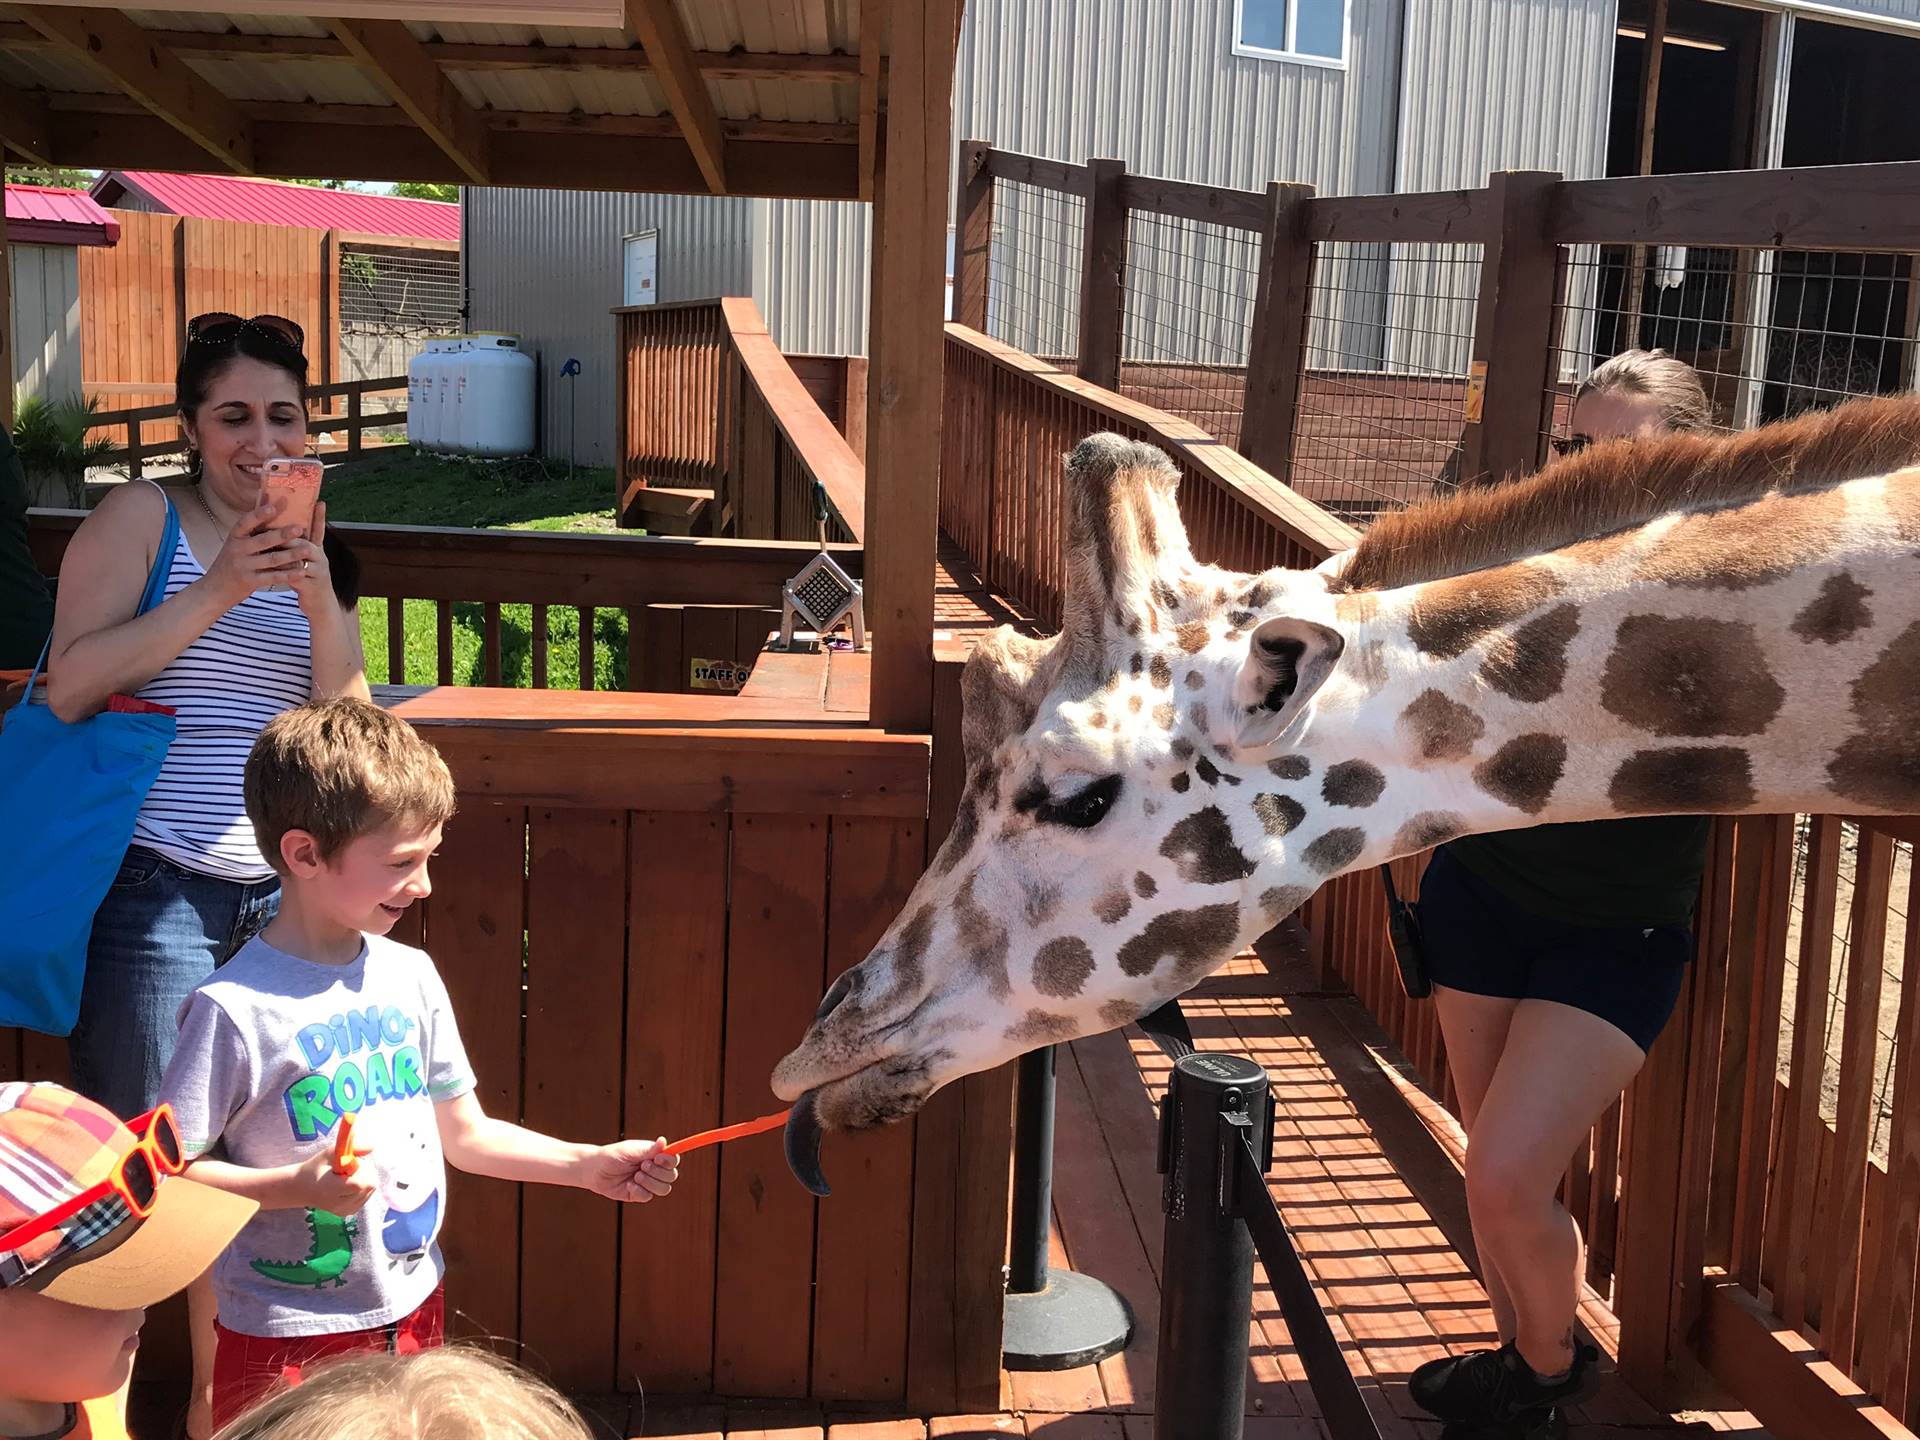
[193,482,223,532]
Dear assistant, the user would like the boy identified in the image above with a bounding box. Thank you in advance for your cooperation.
[0,1082,257,1439]
[157,698,679,1431]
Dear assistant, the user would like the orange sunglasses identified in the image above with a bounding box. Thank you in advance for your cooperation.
[0,1104,186,1256]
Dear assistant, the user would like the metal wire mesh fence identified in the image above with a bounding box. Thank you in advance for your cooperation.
[1288,242,1482,526]
[1117,211,1260,448]
[985,180,1085,365]
[1545,245,1917,453]
[338,242,461,413]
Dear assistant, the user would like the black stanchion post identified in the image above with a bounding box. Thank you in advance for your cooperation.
[1003,1045,1134,1370]
[1154,1052,1273,1440]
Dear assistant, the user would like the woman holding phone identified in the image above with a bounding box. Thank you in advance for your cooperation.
[48,312,368,1121]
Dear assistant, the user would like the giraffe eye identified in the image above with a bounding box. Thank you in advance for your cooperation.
[1041,774,1123,830]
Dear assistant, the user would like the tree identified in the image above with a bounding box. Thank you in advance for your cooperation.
[5,164,98,189]
[390,181,459,203]
[285,177,351,190]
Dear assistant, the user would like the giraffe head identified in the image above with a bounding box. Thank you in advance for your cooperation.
[774,435,1361,1192]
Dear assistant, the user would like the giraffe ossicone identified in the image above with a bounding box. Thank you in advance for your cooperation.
[774,399,1920,1195]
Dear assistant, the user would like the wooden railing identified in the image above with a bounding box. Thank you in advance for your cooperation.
[613,298,864,544]
[83,375,409,479]
[27,510,857,696]
[942,323,1356,625]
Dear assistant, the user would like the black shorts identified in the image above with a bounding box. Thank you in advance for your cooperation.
[1415,845,1692,1053]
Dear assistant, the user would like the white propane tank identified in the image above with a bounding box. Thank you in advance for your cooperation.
[406,343,440,450]
[412,340,453,452]
[426,339,466,453]
[458,333,536,458]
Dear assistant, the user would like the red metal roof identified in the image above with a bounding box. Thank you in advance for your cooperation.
[4,184,119,246]
[97,172,459,245]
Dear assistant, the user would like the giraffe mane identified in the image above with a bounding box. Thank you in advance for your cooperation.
[1333,392,1920,593]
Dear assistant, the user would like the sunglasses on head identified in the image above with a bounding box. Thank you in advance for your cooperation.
[1549,433,1593,458]
[188,312,306,353]
[0,1104,186,1257]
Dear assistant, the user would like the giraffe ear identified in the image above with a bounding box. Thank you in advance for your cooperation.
[1233,617,1345,749]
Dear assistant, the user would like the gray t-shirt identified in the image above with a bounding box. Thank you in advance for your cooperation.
[160,932,476,1338]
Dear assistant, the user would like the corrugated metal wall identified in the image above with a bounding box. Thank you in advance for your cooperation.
[754,197,871,359]
[464,186,758,465]
[8,242,83,405]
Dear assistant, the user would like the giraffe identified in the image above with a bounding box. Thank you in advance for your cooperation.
[773,394,1920,1193]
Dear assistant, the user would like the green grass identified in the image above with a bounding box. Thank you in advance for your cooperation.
[325,451,634,688]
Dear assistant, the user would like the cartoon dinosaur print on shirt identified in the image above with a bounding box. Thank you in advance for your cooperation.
[250,1209,356,1289]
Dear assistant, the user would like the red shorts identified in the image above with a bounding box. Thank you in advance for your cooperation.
[211,1286,445,1431]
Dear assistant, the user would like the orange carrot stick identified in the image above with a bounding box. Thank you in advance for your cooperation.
[333,1113,361,1176]
[664,1107,790,1156]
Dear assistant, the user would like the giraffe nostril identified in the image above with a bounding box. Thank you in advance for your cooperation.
[814,970,859,1024]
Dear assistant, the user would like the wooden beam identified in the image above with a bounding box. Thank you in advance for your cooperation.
[857,0,883,202]
[1702,1279,1909,1440]
[623,0,727,194]
[327,18,491,185]
[1075,156,1128,391]
[862,0,953,724]
[13,5,254,173]
[0,84,53,167]
[952,138,993,330]
[1238,181,1317,479]
[0,21,861,80]
[1461,170,1561,485]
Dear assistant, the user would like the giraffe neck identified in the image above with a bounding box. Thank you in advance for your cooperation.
[1286,471,1918,872]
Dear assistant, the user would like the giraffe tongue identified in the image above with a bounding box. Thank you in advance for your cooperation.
[783,1091,832,1198]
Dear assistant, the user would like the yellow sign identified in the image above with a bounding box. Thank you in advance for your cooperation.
[1464,360,1487,423]
[690,657,751,692]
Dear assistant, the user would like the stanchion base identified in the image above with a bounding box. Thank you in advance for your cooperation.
[1003,1267,1134,1371]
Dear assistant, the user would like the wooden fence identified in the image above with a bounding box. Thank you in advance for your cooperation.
[955,143,1920,524]
[613,297,865,544]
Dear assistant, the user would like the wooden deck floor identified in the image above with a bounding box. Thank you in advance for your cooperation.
[580,939,1769,1439]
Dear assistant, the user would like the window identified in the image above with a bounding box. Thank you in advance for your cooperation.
[1234,0,1348,67]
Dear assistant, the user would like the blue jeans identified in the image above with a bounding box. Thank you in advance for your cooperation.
[68,845,280,1118]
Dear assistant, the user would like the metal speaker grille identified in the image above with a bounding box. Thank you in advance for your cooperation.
[794,568,855,624]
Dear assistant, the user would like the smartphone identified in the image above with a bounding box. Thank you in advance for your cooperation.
[262,457,324,536]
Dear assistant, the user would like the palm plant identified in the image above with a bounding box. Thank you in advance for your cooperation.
[11,393,115,508]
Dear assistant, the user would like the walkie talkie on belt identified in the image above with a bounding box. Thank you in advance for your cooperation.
[1379,864,1430,1000]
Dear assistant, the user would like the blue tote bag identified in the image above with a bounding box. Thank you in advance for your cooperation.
[0,500,180,1035]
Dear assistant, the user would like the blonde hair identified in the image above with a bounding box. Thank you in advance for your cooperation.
[1576,347,1714,433]
[211,1348,593,1440]
[245,697,455,875]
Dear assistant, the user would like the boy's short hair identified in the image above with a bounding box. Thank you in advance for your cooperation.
[246,699,456,874]
[211,1347,593,1440]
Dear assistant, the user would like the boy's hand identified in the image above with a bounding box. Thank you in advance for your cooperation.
[290,1148,378,1216]
[578,1138,678,1203]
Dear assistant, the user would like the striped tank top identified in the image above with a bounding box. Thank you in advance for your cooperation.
[132,496,313,881]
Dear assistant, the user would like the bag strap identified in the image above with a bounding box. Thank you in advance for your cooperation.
[10,492,180,714]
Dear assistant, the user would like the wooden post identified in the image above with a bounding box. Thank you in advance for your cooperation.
[1076,157,1127,391]
[1,189,12,431]
[1462,170,1561,485]
[1238,181,1316,480]
[953,139,994,332]
[347,383,362,461]
[862,0,955,734]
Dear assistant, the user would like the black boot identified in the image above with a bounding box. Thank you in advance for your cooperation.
[1410,1340,1598,1425]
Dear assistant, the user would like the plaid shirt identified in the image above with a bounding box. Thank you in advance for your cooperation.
[0,1083,138,1293]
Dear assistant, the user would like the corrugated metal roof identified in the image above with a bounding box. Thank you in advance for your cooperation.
[95,172,459,242]
[4,183,120,244]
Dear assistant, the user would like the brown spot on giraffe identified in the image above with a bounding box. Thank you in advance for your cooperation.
[1600,615,1785,738]
[1393,811,1468,854]
[1007,1010,1080,1044]
[1267,755,1311,782]
[1335,590,1381,624]
[1791,573,1873,646]
[1229,609,1257,629]
[1170,738,1196,761]
[1090,711,1109,728]
[1404,564,1564,659]
[1610,746,1756,812]
[1129,652,1145,678]
[1159,807,1257,884]
[1171,771,1191,794]
[1241,580,1273,610]
[1185,670,1206,690]
[1133,870,1158,898]
[955,873,1011,999]
[1398,689,1486,763]
[1196,756,1241,787]
[1129,693,1144,714]
[1153,578,1182,613]
[1150,654,1174,688]
[1636,485,1851,591]
[1322,760,1386,808]
[1348,640,1390,695]
[1303,827,1367,874]
[1033,936,1096,999]
[1154,702,1176,729]
[1479,602,1581,704]
[1260,885,1313,922]
[1024,881,1062,926]
[1252,793,1305,837]
[1093,886,1133,924]
[1829,621,1920,809]
[1099,999,1146,1029]
[1117,903,1242,982]
[882,903,938,1010]
[1177,621,1211,654]
[1473,733,1567,815]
